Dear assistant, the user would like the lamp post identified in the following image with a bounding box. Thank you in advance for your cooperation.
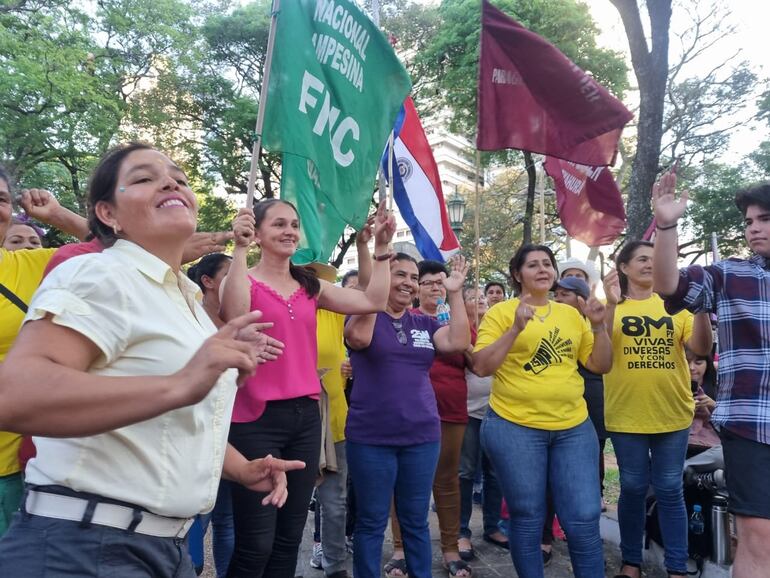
[447,186,467,235]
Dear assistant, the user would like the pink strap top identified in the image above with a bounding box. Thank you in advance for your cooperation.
[231,277,320,423]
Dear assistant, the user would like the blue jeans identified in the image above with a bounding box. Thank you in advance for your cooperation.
[211,480,235,577]
[459,416,503,538]
[481,410,603,578]
[347,440,439,578]
[0,510,195,577]
[611,429,689,574]
[317,441,349,575]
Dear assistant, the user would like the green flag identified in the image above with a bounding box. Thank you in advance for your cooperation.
[261,0,411,263]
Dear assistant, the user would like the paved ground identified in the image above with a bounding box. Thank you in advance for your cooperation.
[201,502,668,577]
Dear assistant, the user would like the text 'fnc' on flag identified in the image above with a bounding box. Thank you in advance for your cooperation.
[382,98,460,263]
[543,156,626,247]
[477,0,633,166]
[261,0,411,263]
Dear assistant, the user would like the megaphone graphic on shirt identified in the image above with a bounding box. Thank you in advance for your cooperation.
[524,338,563,375]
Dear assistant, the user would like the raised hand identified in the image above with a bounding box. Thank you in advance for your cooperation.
[182,231,234,264]
[373,202,396,250]
[652,170,688,227]
[602,269,622,305]
[19,189,61,224]
[513,294,536,332]
[356,216,375,247]
[578,283,607,327]
[232,208,256,248]
[236,454,307,507]
[444,254,469,293]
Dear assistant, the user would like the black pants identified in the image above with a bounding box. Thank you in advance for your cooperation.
[227,397,321,578]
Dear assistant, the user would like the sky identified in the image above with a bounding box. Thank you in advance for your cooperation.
[585,0,770,163]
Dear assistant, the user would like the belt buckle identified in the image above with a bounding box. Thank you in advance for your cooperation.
[176,517,195,539]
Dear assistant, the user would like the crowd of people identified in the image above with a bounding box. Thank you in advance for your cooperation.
[0,144,768,578]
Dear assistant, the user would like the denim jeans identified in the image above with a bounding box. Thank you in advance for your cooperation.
[316,441,349,576]
[481,410,603,578]
[347,440,439,578]
[459,416,502,538]
[227,397,321,578]
[0,509,195,577]
[611,428,689,574]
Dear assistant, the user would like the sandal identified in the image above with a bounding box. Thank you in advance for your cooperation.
[384,557,408,577]
[482,533,509,549]
[613,561,641,578]
[458,538,475,561]
[444,559,472,577]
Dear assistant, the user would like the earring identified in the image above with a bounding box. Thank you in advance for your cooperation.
[112,224,120,236]
[118,186,126,192]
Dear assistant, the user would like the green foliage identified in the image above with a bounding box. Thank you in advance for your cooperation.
[680,162,749,261]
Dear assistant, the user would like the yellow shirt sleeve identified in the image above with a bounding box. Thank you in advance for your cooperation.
[476,300,590,430]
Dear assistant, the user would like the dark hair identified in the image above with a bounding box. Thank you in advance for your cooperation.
[484,281,507,297]
[417,259,447,280]
[615,240,654,300]
[392,252,418,266]
[87,142,155,247]
[508,244,558,295]
[252,198,320,298]
[187,253,232,293]
[686,347,717,400]
[735,183,770,216]
[341,269,358,288]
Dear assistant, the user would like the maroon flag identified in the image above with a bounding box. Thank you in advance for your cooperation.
[477,0,633,166]
[544,156,626,246]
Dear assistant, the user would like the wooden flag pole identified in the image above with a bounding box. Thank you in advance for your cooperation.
[245,0,280,209]
[474,149,482,329]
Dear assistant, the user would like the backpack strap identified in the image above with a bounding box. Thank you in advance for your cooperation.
[0,282,28,313]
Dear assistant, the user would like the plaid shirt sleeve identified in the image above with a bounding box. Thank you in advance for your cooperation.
[665,257,770,444]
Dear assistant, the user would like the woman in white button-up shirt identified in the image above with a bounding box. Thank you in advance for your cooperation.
[0,143,305,578]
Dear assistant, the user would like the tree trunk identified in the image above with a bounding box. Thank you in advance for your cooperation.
[522,151,536,244]
[331,231,357,268]
[611,0,672,240]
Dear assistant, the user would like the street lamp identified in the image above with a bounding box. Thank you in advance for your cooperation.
[446,186,466,235]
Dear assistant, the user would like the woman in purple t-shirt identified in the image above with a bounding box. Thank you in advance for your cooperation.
[344,253,470,578]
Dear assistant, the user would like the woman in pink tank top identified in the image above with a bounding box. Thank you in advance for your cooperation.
[220,199,395,578]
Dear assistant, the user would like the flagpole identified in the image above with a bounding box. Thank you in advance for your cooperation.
[474,149,481,329]
[387,131,395,211]
[538,160,546,244]
[246,0,280,208]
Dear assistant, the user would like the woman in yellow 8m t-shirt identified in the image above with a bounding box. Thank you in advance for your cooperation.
[472,244,612,578]
[603,240,712,578]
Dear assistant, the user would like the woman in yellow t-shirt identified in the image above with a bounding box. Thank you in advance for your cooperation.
[472,244,611,578]
[603,240,712,578]
[0,167,90,537]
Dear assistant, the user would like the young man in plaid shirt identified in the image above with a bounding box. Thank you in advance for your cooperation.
[653,174,770,578]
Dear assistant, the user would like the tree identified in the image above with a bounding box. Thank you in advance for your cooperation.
[610,0,672,240]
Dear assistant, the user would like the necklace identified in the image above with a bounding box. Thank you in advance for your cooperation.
[533,301,552,323]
